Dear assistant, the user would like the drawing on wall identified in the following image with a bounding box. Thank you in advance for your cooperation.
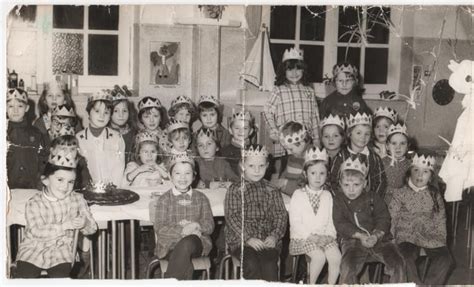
[149,41,180,86]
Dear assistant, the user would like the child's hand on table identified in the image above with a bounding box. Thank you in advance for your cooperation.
[246,238,266,251]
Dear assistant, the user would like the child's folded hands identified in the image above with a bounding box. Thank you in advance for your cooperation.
[246,238,266,251]
[263,236,277,248]
[62,216,86,230]
[181,222,202,236]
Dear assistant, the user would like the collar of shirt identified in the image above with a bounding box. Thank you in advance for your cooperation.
[348,146,369,156]
[172,186,193,197]
[408,178,427,193]
[42,190,59,202]
[305,185,322,196]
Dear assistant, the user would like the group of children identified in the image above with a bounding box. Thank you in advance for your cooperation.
[7,46,453,284]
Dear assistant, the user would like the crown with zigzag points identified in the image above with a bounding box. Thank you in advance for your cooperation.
[340,157,368,177]
[387,123,408,137]
[374,106,398,123]
[242,144,269,158]
[196,128,217,141]
[88,89,113,103]
[170,95,193,109]
[51,124,75,139]
[52,105,76,118]
[198,95,219,106]
[167,119,189,133]
[138,96,162,111]
[169,151,195,168]
[333,62,358,77]
[7,88,28,103]
[136,131,159,145]
[321,114,345,129]
[279,122,308,146]
[231,108,253,122]
[282,47,304,62]
[48,148,78,168]
[346,112,372,129]
[304,147,328,164]
[412,153,436,170]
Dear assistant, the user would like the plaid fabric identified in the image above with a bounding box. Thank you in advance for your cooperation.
[263,83,321,157]
[224,179,288,251]
[150,189,215,259]
[289,235,337,255]
[16,192,97,269]
[307,191,322,215]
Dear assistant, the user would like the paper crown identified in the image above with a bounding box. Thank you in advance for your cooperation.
[88,90,113,103]
[412,154,436,170]
[340,157,368,177]
[138,97,162,111]
[279,124,307,146]
[346,112,372,129]
[169,151,195,168]
[52,105,76,118]
[7,88,28,103]
[52,124,75,139]
[232,109,253,122]
[243,145,269,158]
[304,147,329,164]
[333,63,358,76]
[198,95,219,106]
[196,128,216,141]
[374,107,397,123]
[167,119,189,133]
[321,114,345,129]
[171,95,193,108]
[136,131,159,145]
[112,92,127,102]
[282,47,304,62]
[48,148,78,168]
[387,123,408,137]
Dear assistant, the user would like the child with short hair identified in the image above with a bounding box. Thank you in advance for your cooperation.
[225,145,287,281]
[137,96,170,153]
[289,147,341,284]
[329,112,387,197]
[388,154,453,285]
[167,119,192,154]
[76,90,125,186]
[264,47,321,158]
[333,157,406,284]
[195,95,231,147]
[15,149,97,278]
[320,114,346,160]
[149,152,214,280]
[7,88,48,189]
[49,104,78,143]
[168,95,196,127]
[372,107,398,158]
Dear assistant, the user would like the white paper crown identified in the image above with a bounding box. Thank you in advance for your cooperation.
[198,95,219,106]
[88,90,113,103]
[7,88,28,103]
[232,109,253,122]
[321,114,345,129]
[282,47,304,62]
[167,119,189,133]
[412,154,436,170]
[196,128,216,141]
[138,97,162,111]
[112,92,127,102]
[169,152,195,167]
[171,95,193,108]
[52,124,75,139]
[52,105,76,118]
[333,63,358,76]
[243,145,269,158]
[279,124,307,146]
[304,147,329,164]
[346,112,372,129]
[48,148,78,168]
[340,157,368,177]
[374,107,397,123]
[387,123,408,137]
[136,131,159,145]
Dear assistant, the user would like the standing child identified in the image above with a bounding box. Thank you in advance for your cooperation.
[7,88,48,189]
[168,95,196,127]
[332,157,406,284]
[76,90,125,186]
[372,107,398,158]
[388,154,453,285]
[320,114,346,161]
[149,152,214,280]
[289,147,341,284]
[15,149,97,278]
[225,145,287,281]
[195,95,232,147]
[137,96,170,154]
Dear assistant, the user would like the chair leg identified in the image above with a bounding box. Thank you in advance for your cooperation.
[468,204,472,248]
[421,257,430,282]
[218,254,231,280]
[291,256,298,283]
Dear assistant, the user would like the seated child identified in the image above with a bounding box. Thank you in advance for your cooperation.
[15,149,97,278]
[195,95,231,147]
[320,114,346,161]
[168,95,196,128]
[167,119,192,155]
[194,128,239,188]
[123,131,169,187]
[225,144,287,281]
[76,90,125,186]
[137,96,170,153]
[7,88,48,189]
[289,147,341,284]
[149,152,214,280]
[372,107,398,158]
[388,153,453,285]
[332,157,406,284]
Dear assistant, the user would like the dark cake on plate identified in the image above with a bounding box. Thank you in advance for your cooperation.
[81,182,140,206]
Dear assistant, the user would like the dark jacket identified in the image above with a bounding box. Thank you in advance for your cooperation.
[319,89,372,120]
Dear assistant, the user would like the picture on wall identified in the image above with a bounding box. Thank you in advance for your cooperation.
[149,41,180,86]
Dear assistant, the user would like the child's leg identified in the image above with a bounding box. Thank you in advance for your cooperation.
[165,235,203,280]
[423,246,453,285]
[306,249,326,284]
[15,261,42,278]
[372,240,407,283]
[237,246,262,280]
[339,239,369,284]
[397,242,421,284]
[47,263,72,278]
[257,248,280,282]
[324,245,342,284]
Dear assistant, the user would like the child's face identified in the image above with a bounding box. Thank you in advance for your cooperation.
[374,118,393,144]
[285,68,303,84]
[45,88,65,111]
[175,108,191,124]
[89,102,111,129]
[340,173,366,200]
[142,108,161,131]
[335,72,355,95]
[139,142,158,165]
[196,136,217,159]
[171,132,190,152]
[410,166,431,187]
[112,101,129,127]
[51,116,73,135]
[322,125,344,151]
[305,162,327,190]
[387,133,408,160]
[7,99,28,122]
[200,109,218,129]
[171,162,194,191]
[242,156,268,182]
[284,140,307,157]
[230,120,252,144]
[42,169,76,200]
[349,125,371,151]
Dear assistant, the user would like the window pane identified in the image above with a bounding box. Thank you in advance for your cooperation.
[367,7,390,44]
[364,48,388,84]
[53,5,84,29]
[88,35,118,75]
[270,6,296,40]
[300,6,326,41]
[337,47,361,70]
[270,43,293,72]
[338,6,362,43]
[89,5,119,30]
[52,33,83,74]
[301,45,324,82]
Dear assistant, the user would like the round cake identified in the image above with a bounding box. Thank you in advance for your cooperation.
[80,182,140,206]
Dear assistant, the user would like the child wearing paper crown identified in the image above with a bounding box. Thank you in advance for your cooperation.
[149,152,214,280]
[388,153,453,285]
[332,156,406,284]
[137,96,170,153]
[76,90,125,186]
[195,95,232,147]
[320,114,346,160]
[15,149,97,278]
[7,88,48,189]
[263,47,321,159]
[289,147,341,284]
[329,112,387,197]
[372,106,398,159]
[49,104,79,144]
[168,95,196,127]
[225,144,287,281]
